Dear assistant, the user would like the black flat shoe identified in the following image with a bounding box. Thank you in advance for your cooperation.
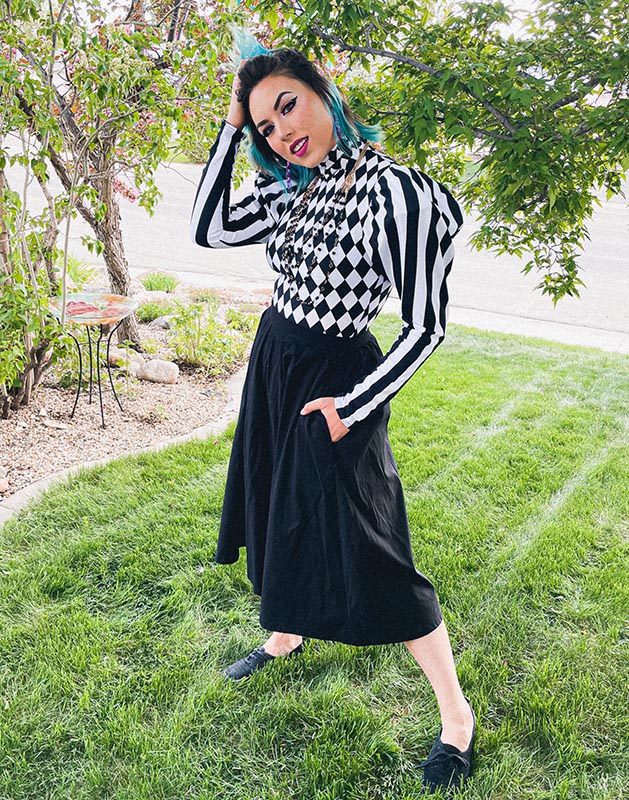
[417,698,476,794]
[223,641,305,681]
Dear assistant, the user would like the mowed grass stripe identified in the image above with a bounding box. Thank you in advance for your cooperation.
[451,447,629,798]
[387,328,627,612]
[387,325,627,494]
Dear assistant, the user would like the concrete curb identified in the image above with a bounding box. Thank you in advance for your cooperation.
[448,305,629,354]
[0,365,247,530]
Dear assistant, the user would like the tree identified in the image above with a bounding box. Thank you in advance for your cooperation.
[0,0,250,416]
[254,0,629,301]
[0,140,70,418]
[3,0,184,349]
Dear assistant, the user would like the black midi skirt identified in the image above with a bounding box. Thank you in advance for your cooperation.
[215,305,443,646]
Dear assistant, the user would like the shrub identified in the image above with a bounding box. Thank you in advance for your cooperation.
[139,403,169,424]
[115,339,140,398]
[140,272,179,293]
[225,307,258,333]
[168,302,253,376]
[137,300,177,323]
[141,337,161,355]
[187,287,221,310]
[54,253,99,290]
[0,197,74,417]
[238,302,265,313]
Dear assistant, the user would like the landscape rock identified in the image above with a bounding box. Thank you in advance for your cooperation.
[0,466,7,479]
[137,359,179,384]
[122,359,146,377]
[42,419,68,430]
[149,316,171,330]
[0,478,9,493]
[108,348,146,376]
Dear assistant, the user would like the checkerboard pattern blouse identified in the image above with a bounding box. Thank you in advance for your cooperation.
[190,120,464,427]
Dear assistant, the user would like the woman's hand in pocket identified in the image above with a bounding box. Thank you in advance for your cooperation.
[301,397,349,442]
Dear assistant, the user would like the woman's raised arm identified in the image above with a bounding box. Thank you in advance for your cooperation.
[190,59,284,248]
[189,120,282,248]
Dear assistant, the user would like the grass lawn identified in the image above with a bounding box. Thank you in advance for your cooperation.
[166,151,195,165]
[0,319,627,800]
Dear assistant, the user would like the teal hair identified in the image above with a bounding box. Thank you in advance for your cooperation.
[229,27,271,63]
[327,81,384,156]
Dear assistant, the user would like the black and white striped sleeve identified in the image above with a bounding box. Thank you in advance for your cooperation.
[334,165,464,428]
[190,119,283,248]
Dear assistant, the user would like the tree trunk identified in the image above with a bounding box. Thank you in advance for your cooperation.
[14,78,142,352]
[1,387,10,420]
[35,171,62,293]
[0,170,11,273]
[23,332,34,405]
[95,167,142,350]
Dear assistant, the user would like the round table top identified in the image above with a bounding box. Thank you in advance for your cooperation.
[49,292,139,326]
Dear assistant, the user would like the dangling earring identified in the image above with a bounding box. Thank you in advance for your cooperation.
[285,160,292,191]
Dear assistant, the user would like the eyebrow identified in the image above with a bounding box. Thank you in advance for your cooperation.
[255,92,293,129]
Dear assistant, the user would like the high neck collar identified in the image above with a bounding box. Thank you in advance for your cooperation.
[314,138,367,178]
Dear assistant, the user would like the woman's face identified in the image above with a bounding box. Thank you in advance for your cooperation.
[248,73,336,168]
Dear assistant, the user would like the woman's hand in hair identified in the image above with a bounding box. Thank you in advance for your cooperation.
[226,59,248,130]
[300,397,350,442]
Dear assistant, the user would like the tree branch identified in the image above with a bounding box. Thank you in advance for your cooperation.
[13,90,98,229]
[362,100,512,142]
[15,39,102,173]
[311,24,518,135]
[362,102,410,119]
[33,168,69,292]
[0,169,12,275]
[546,76,604,113]
[469,126,513,141]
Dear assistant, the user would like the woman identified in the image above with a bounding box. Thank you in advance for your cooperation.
[190,46,475,793]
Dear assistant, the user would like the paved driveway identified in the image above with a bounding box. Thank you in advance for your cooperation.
[123,161,629,353]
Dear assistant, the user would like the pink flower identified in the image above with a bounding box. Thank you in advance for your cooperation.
[113,177,139,203]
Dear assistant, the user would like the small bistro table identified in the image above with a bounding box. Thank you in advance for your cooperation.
[49,291,139,429]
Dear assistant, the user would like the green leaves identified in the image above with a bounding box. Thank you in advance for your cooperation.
[0,1,252,414]
[80,236,105,256]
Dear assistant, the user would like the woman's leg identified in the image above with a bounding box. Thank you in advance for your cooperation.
[404,620,474,751]
[262,631,303,656]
